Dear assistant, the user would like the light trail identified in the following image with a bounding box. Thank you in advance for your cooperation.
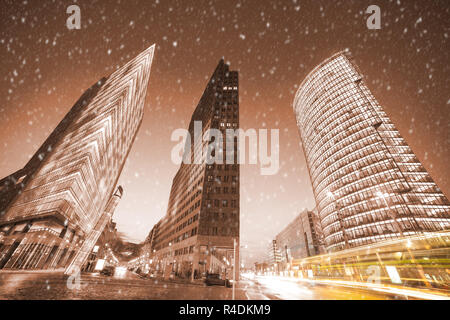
[255,275,450,300]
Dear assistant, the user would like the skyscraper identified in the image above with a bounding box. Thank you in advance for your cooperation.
[0,45,155,270]
[149,59,240,280]
[293,50,450,253]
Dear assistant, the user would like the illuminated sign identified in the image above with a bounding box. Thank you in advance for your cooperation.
[385,266,402,284]
[94,259,105,271]
[115,266,127,277]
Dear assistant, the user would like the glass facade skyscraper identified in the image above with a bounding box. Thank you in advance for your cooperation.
[148,60,240,280]
[293,50,450,252]
[0,45,155,270]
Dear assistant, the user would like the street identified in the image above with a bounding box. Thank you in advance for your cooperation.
[0,270,242,300]
[0,270,412,300]
[241,275,401,300]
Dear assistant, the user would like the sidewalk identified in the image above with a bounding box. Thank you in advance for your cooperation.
[0,268,65,274]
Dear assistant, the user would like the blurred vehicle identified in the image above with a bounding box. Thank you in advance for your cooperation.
[137,272,148,279]
[138,272,156,279]
[205,273,231,287]
[100,266,115,276]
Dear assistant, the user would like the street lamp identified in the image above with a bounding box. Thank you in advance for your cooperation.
[169,242,173,272]
[232,238,237,300]
[231,239,248,300]
[406,240,412,248]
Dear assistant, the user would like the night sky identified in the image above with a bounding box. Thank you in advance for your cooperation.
[0,0,449,264]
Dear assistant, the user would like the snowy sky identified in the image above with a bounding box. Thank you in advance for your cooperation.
[0,0,449,264]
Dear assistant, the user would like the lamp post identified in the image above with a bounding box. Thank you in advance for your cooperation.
[169,242,173,273]
[232,238,236,300]
[163,242,172,275]
[231,240,247,300]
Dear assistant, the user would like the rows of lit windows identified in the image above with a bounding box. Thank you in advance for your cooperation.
[316,156,392,200]
[307,112,373,168]
[175,213,199,233]
[313,142,387,190]
[303,87,361,140]
[307,115,379,178]
[154,226,198,251]
[208,226,238,236]
[154,202,200,247]
[298,66,358,127]
[320,180,411,221]
[314,149,387,195]
[318,170,404,211]
[151,65,239,254]
[174,245,195,256]
[294,51,450,251]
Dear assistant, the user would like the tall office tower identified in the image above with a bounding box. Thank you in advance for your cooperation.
[0,45,155,270]
[293,50,450,253]
[150,59,240,280]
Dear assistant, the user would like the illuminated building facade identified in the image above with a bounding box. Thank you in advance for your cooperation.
[66,186,123,274]
[82,211,120,273]
[293,50,450,252]
[267,240,282,273]
[0,45,155,270]
[275,209,323,264]
[149,59,240,280]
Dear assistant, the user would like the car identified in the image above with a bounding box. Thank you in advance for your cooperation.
[205,273,231,287]
[137,272,149,279]
[100,266,115,276]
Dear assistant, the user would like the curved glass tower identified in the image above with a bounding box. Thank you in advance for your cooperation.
[293,50,450,252]
[0,45,154,270]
